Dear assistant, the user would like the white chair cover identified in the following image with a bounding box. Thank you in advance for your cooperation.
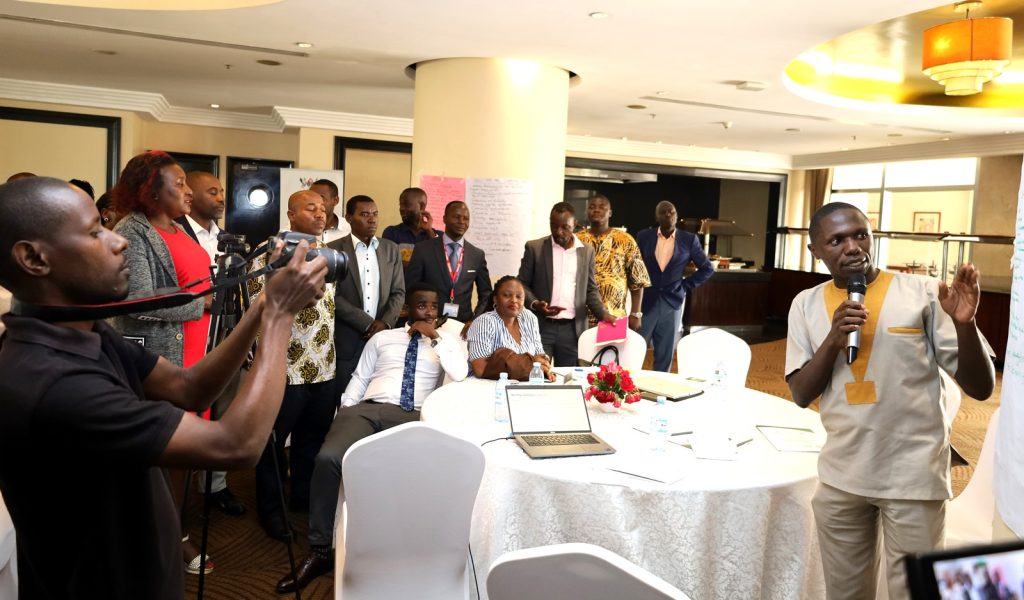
[335,422,485,600]
[0,494,17,600]
[486,542,692,600]
[576,326,647,371]
[675,327,751,387]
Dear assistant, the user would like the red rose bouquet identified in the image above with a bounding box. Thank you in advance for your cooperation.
[584,362,641,408]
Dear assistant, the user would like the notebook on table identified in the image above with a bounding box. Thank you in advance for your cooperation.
[632,375,704,401]
[505,385,616,459]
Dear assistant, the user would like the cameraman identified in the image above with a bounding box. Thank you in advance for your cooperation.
[0,177,327,600]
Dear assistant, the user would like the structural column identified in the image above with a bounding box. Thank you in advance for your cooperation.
[410,58,571,241]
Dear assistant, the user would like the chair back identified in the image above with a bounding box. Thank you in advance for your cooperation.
[675,327,751,387]
[486,543,691,600]
[0,493,17,599]
[946,406,1000,547]
[577,326,646,371]
[337,422,484,600]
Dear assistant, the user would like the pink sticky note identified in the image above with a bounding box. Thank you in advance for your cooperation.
[596,317,627,344]
[419,175,466,223]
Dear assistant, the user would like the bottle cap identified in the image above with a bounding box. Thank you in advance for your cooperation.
[533,362,540,367]
[499,372,508,379]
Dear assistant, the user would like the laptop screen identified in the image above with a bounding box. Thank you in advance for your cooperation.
[506,385,593,434]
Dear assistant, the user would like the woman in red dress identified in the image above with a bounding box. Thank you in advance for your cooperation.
[109,150,214,575]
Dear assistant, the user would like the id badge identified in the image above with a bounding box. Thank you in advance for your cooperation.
[442,302,459,318]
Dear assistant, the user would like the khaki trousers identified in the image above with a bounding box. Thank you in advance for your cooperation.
[812,482,945,600]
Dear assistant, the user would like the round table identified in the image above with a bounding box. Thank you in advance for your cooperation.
[422,372,827,600]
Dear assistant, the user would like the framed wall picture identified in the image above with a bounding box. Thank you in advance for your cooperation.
[867,211,880,230]
[913,211,941,233]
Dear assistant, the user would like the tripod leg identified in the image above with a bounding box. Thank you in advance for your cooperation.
[270,431,302,600]
[197,469,214,600]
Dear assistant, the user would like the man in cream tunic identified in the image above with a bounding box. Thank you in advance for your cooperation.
[786,202,995,600]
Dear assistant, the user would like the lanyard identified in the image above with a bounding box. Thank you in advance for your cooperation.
[444,243,464,302]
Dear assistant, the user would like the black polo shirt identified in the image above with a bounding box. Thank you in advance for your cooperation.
[0,314,183,599]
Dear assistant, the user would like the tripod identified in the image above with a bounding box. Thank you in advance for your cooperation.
[181,245,303,600]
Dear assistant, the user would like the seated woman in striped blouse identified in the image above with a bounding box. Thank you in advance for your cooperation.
[466,275,555,380]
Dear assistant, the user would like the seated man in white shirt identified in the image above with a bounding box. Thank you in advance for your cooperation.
[275,281,469,593]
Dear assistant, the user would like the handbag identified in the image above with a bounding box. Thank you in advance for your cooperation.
[587,345,620,367]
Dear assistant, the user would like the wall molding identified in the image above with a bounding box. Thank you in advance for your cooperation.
[793,133,1024,168]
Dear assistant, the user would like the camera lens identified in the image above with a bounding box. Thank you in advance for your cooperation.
[309,248,348,284]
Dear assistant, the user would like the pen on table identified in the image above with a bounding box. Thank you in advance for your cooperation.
[671,431,694,436]
[737,438,753,447]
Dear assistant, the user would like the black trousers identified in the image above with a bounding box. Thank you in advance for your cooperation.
[539,318,579,368]
[307,402,420,547]
[255,379,337,521]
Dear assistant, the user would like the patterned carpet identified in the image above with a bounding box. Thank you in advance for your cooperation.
[183,339,1002,599]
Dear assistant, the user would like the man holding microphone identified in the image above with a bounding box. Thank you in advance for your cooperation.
[785,201,995,600]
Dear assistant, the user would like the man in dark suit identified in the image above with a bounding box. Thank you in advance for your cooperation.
[518,202,614,367]
[327,195,405,397]
[406,200,492,330]
[637,200,715,372]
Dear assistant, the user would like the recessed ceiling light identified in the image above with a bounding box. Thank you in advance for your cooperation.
[941,137,951,141]
[627,104,646,110]
[257,59,282,66]
[655,90,667,96]
[1004,130,1013,134]
[589,11,610,19]
[92,49,117,55]
[735,81,766,92]
[785,128,800,132]
[620,136,628,141]
[295,42,313,48]
[887,133,903,137]
[210,103,220,109]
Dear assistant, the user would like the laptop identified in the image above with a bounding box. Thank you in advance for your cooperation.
[904,539,1024,600]
[505,385,616,459]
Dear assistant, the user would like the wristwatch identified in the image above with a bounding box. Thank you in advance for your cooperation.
[630,312,643,318]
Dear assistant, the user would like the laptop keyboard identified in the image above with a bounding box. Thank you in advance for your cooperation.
[522,433,598,447]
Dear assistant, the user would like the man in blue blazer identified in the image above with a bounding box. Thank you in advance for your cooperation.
[406,201,492,328]
[637,200,715,371]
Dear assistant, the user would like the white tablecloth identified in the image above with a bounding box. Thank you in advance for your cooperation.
[422,373,827,600]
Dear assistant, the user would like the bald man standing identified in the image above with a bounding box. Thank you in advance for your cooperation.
[246,190,338,541]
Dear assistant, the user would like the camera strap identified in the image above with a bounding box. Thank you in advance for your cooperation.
[10,262,279,322]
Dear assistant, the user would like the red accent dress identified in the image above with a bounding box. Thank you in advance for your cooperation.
[156,226,212,368]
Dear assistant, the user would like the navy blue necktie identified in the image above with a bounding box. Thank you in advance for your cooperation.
[399,331,421,411]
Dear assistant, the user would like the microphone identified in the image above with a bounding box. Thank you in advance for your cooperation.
[846,273,867,365]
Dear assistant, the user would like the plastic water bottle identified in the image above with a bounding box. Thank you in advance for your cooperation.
[649,396,671,452]
[494,372,510,423]
[529,362,545,384]
[711,361,728,390]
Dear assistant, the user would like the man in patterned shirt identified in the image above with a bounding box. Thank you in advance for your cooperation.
[247,189,337,542]
[577,194,650,331]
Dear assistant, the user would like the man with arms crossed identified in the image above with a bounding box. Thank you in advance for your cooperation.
[0,177,325,599]
[786,202,995,600]
[276,282,468,593]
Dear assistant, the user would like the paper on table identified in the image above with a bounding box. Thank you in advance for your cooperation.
[605,452,690,484]
[756,425,823,452]
[689,431,739,460]
[596,317,627,344]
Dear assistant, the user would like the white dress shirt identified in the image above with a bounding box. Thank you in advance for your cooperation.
[184,214,221,265]
[550,234,584,320]
[340,326,469,410]
[352,233,380,319]
[322,215,352,244]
